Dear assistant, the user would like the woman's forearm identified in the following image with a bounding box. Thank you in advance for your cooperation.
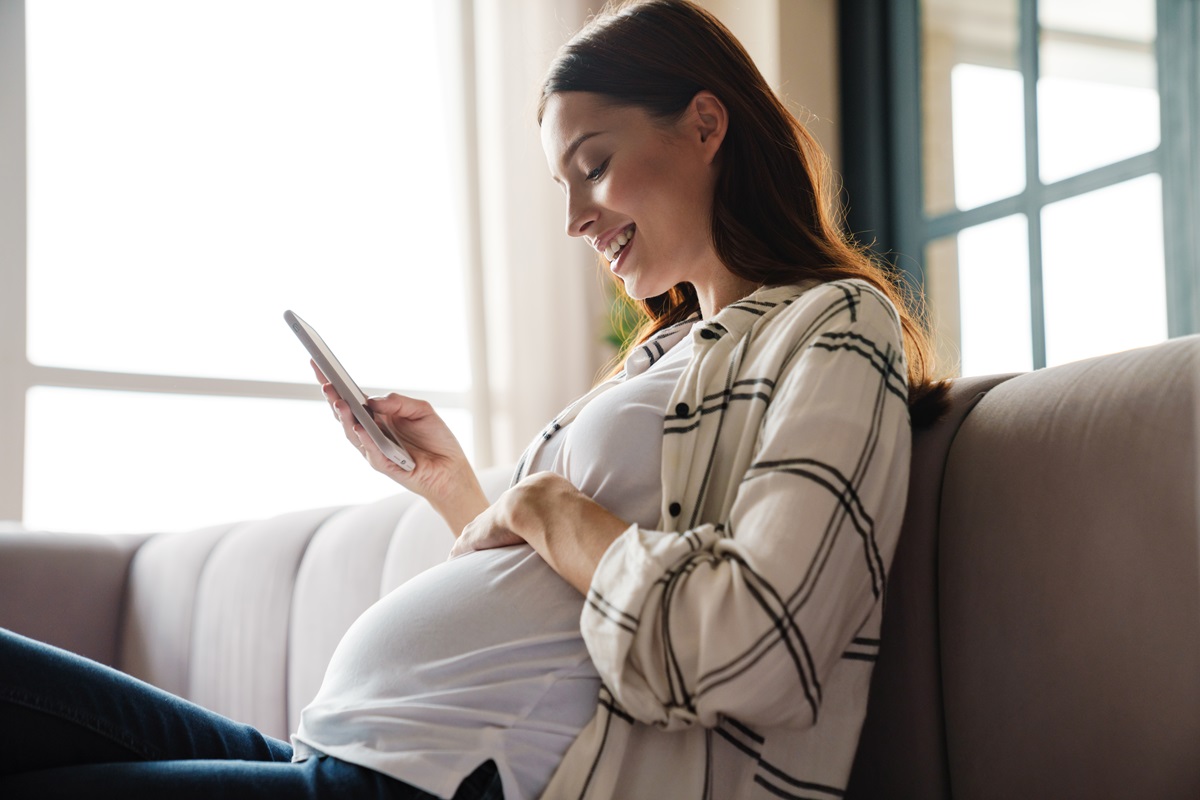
[434,472,491,538]
[509,473,629,595]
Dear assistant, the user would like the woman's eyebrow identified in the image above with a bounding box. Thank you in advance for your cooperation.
[561,131,605,168]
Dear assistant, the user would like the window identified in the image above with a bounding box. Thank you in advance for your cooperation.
[1,1,489,532]
[840,0,1200,377]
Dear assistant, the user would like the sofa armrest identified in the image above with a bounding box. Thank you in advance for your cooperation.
[0,531,146,666]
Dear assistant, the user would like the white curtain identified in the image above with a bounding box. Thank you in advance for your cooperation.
[464,0,610,465]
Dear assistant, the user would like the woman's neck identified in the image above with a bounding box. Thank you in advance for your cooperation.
[694,270,762,319]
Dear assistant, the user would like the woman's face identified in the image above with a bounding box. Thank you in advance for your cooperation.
[540,91,725,301]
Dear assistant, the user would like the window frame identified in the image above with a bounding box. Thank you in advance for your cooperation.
[0,0,493,525]
[840,0,1200,371]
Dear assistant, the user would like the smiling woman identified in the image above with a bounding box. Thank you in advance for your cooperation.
[2,2,924,799]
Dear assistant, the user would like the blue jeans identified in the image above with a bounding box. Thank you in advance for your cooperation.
[0,628,502,799]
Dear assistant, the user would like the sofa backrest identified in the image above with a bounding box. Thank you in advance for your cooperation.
[118,469,514,740]
[937,335,1200,798]
[847,373,1015,799]
[852,334,1200,798]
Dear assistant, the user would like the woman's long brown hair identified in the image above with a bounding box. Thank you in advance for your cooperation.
[538,0,948,425]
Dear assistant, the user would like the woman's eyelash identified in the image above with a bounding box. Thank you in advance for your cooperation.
[585,158,611,182]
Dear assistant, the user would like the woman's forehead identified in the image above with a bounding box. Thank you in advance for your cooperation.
[542,93,614,173]
[541,93,650,162]
[543,93,608,142]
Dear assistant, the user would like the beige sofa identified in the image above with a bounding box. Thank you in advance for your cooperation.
[2,335,1198,798]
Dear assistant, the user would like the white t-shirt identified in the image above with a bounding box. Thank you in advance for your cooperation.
[292,332,693,800]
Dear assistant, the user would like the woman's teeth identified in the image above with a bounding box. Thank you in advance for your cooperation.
[604,227,635,261]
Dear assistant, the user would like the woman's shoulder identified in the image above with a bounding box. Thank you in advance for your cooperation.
[751,278,904,341]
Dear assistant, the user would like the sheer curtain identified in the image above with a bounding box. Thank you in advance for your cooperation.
[467,0,610,464]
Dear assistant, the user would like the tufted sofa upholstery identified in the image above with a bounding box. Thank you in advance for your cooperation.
[2,335,1199,798]
[0,466,514,742]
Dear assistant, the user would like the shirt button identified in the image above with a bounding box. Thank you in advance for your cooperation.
[675,402,689,417]
[699,328,718,340]
[669,502,682,516]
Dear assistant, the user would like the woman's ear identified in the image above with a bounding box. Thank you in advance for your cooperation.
[690,90,728,163]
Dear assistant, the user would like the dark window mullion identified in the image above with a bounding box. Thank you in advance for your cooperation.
[1158,0,1200,337]
[925,151,1161,241]
[1021,0,1048,369]
[925,195,1027,241]
[888,0,926,290]
[1039,150,1160,205]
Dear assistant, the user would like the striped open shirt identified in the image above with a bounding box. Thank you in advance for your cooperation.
[539,279,913,799]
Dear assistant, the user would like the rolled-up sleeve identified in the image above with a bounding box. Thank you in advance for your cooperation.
[581,282,912,731]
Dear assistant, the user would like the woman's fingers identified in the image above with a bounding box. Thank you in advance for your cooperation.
[352,425,383,466]
[312,362,345,423]
[353,425,413,480]
[331,396,366,448]
[449,507,525,558]
[310,369,429,483]
[323,384,343,421]
[366,393,433,422]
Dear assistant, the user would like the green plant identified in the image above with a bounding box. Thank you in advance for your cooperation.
[603,281,644,353]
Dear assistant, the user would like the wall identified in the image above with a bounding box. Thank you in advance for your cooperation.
[698,0,841,171]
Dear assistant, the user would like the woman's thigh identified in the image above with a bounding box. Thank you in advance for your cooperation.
[0,756,504,800]
[0,629,505,799]
[0,627,291,775]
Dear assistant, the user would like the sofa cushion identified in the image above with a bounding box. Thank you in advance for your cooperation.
[188,507,338,738]
[288,493,422,734]
[120,522,236,697]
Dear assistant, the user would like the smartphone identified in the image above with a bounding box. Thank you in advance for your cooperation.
[284,310,416,471]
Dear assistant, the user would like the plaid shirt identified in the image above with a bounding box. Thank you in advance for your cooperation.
[541,279,912,799]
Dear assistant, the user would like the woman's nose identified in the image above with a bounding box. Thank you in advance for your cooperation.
[565,192,598,238]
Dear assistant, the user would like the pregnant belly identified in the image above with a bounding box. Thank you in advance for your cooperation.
[301,545,599,732]
[294,545,602,800]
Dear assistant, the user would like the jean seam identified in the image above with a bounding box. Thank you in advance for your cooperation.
[0,688,164,762]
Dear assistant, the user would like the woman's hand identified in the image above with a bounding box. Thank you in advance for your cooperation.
[451,472,630,594]
[312,361,488,535]
[451,501,527,558]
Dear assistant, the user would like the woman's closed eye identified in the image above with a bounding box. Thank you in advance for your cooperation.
[585,157,611,182]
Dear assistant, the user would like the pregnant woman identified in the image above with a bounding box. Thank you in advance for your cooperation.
[0,1,944,798]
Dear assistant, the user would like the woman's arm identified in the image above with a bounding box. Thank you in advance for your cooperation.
[451,471,627,592]
[578,283,913,731]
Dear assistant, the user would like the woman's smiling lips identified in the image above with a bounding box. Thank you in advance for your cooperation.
[594,224,636,263]
[609,231,635,273]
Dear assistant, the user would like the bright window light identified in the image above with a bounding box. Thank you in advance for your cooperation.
[950,63,1026,211]
[26,0,468,391]
[956,214,1033,376]
[1041,175,1166,367]
[24,387,474,534]
[23,1,470,533]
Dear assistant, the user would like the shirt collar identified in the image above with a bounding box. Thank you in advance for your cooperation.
[691,280,821,344]
[622,317,697,377]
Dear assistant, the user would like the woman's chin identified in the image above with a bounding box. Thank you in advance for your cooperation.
[620,278,650,302]
[618,272,670,304]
